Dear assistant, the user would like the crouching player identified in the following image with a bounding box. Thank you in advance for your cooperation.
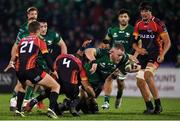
[25,54,95,116]
[14,21,60,119]
[79,43,140,112]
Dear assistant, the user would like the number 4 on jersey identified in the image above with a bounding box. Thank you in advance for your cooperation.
[63,58,71,68]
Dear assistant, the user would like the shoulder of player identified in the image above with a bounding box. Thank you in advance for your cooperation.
[19,22,28,30]
[134,19,143,26]
[153,17,165,27]
[47,29,59,36]
[127,24,134,32]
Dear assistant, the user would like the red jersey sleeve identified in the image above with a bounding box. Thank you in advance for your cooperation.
[39,38,48,54]
[154,18,168,35]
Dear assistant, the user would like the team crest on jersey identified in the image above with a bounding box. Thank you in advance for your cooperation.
[47,40,53,45]
[147,28,153,33]
[113,33,118,37]
[119,31,124,33]
[125,32,130,37]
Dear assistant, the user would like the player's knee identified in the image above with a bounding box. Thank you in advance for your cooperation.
[144,70,154,83]
[136,78,145,88]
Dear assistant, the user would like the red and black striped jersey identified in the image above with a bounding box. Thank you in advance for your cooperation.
[133,16,167,54]
[15,33,48,71]
[54,54,88,85]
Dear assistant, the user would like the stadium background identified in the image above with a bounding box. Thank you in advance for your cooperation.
[0,0,180,94]
[0,0,180,120]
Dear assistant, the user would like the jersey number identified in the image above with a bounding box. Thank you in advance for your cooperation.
[63,58,71,68]
[20,41,34,53]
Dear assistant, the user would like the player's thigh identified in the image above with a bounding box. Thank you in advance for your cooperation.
[38,73,59,89]
[26,68,59,89]
[63,83,79,99]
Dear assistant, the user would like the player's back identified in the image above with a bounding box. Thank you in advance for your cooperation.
[16,34,47,71]
[54,54,83,85]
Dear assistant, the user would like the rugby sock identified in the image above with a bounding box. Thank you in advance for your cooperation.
[12,90,17,98]
[24,86,33,100]
[145,100,154,110]
[49,92,59,111]
[116,89,123,99]
[16,91,25,111]
[36,89,50,102]
[154,98,161,106]
[104,95,110,103]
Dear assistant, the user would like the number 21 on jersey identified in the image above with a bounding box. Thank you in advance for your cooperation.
[20,41,34,53]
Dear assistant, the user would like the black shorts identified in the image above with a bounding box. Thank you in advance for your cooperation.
[138,52,160,69]
[58,81,79,99]
[16,68,46,84]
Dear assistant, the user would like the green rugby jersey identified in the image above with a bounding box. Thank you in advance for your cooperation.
[37,30,62,71]
[85,48,129,84]
[106,24,134,54]
[15,22,29,45]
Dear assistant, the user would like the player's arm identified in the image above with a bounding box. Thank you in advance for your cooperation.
[84,48,97,74]
[79,66,95,98]
[4,33,21,72]
[40,39,58,78]
[157,22,171,63]
[57,38,67,54]
[76,39,92,57]
[159,32,171,62]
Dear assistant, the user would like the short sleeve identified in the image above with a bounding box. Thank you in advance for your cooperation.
[53,32,62,44]
[133,22,140,37]
[157,21,168,35]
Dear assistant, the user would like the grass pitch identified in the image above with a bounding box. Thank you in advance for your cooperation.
[0,94,180,120]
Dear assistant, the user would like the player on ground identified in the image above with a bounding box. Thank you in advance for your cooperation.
[25,54,95,116]
[133,2,171,114]
[14,21,60,119]
[101,9,136,109]
[80,43,140,112]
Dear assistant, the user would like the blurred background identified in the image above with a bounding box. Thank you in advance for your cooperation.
[0,0,179,71]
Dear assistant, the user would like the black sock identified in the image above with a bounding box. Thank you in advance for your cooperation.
[49,92,59,111]
[154,98,161,107]
[12,90,17,98]
[145,100,154,110]
[116,90,123,99]
[16,91,25,111]
[36,89,50,102]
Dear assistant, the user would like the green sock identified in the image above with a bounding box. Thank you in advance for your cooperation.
[104,95,110,103]
[24,86,34,100]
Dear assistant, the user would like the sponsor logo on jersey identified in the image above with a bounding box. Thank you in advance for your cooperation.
[113,33,118,37]
[139,34,155,39]
[125,32,130,37]
[47,40,53,45]
[119,31,124,33]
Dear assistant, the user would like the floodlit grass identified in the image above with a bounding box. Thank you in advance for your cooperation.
[0,94,180,120]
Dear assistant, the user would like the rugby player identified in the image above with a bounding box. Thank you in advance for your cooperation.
[102,9,136,109]
[133,1,171,114]
[14,21,60,119]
